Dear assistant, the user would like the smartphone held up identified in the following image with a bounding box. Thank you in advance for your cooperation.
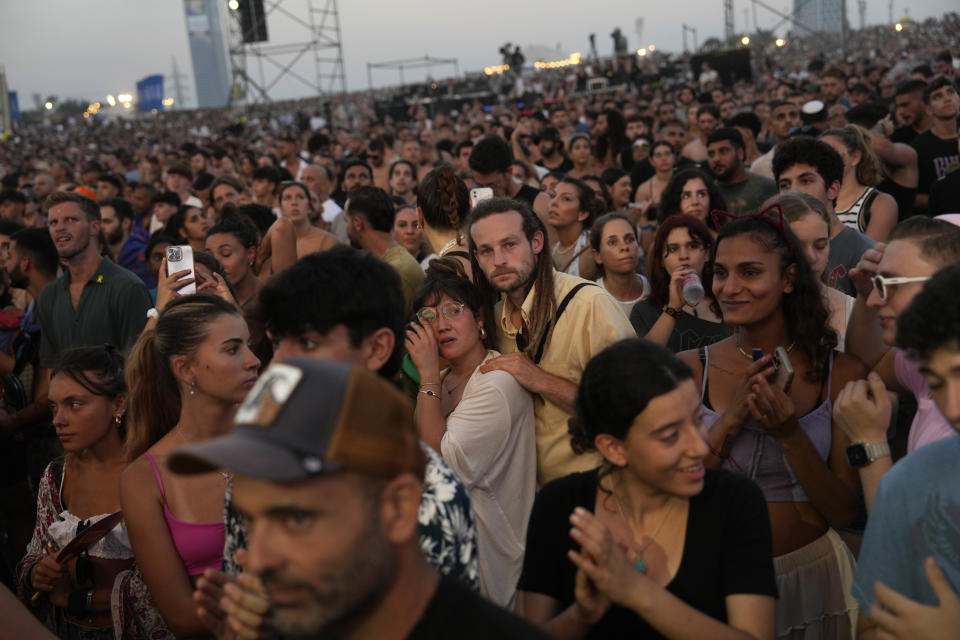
[166,245,197,295]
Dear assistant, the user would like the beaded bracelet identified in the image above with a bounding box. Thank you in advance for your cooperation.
[661,305,681,319]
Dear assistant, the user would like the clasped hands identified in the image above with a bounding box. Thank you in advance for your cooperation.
[730,354,799,439]
[567,507,655,625]
[193,549,272,640]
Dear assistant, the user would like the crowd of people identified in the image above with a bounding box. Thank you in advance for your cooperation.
[0,12,958,640]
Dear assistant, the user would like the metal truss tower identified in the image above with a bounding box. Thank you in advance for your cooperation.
[227,0,347,106]
[724,0,735,41]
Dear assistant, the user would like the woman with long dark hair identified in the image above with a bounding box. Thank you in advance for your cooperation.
[567,134,595,180]
[118,295,259,638]
[548,176,602,281]
[277,181,338,258]
[630,215,726,353]
[406,260,535,607]
[600,167,633,213]
[593,109,630,170]
[519,339,776,639]
[164,204,210,254]
[17,346,131,640]
[659,168,727,232]
[680,207,865,639]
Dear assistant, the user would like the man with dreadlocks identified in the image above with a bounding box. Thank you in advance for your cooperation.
[468,197,635,485]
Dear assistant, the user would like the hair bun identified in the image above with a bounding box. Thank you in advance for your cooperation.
[425,256,467,279]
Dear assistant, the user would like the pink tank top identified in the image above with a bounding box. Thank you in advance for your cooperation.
[144,451,225,576]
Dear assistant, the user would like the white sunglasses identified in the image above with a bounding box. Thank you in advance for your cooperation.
[871,274,931,301]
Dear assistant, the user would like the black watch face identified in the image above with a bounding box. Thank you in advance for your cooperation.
[847,444,869,467]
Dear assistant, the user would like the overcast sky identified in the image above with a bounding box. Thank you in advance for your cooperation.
[1,0,955,109]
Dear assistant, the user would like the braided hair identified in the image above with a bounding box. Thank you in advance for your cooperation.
[419,166,469,244]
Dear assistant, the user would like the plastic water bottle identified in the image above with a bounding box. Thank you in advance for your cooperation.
[681,272,705,306]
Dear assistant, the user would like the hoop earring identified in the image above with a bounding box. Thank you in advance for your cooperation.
[478,325,487,340]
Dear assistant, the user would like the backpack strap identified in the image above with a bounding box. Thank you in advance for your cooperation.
[532,282,597,365]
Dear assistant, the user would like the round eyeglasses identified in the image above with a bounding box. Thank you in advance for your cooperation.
[416,301,465,324]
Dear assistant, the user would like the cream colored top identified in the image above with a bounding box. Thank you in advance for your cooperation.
[441,350,536,607]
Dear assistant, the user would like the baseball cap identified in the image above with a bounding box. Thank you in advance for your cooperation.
[167,359,426,483]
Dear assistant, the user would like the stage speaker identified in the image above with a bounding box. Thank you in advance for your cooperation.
[239,0,268,43]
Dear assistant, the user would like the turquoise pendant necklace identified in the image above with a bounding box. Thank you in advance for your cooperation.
[613,489,676,574]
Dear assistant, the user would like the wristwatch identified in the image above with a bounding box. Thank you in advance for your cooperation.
[845,441,891,468]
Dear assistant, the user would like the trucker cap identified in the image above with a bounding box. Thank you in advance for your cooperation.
[167,359,426,483]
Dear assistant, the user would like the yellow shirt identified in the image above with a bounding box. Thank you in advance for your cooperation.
[382,244,425,313]
[496,271,636,485]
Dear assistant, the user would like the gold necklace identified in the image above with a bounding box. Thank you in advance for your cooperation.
[612,487,676,574]
[735,331,796,360]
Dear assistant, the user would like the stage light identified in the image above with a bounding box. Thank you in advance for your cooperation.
[162,97,175,107]
[894,23,903,31]
[228,0,240,10]
[118,93,132,103]
[648,45,655,51]
[534,52,581,69]
[775,38,786,47]
[637,48,647,56]
[106,95,116,107]
[44,102,53,111]
[741,36,750,46]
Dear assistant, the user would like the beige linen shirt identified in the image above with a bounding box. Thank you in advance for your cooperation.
[496,271,636,485]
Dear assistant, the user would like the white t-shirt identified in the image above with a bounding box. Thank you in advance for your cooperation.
[598,274,650,319]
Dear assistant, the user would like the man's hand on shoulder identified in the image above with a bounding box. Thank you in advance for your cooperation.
[480,352,544,393]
